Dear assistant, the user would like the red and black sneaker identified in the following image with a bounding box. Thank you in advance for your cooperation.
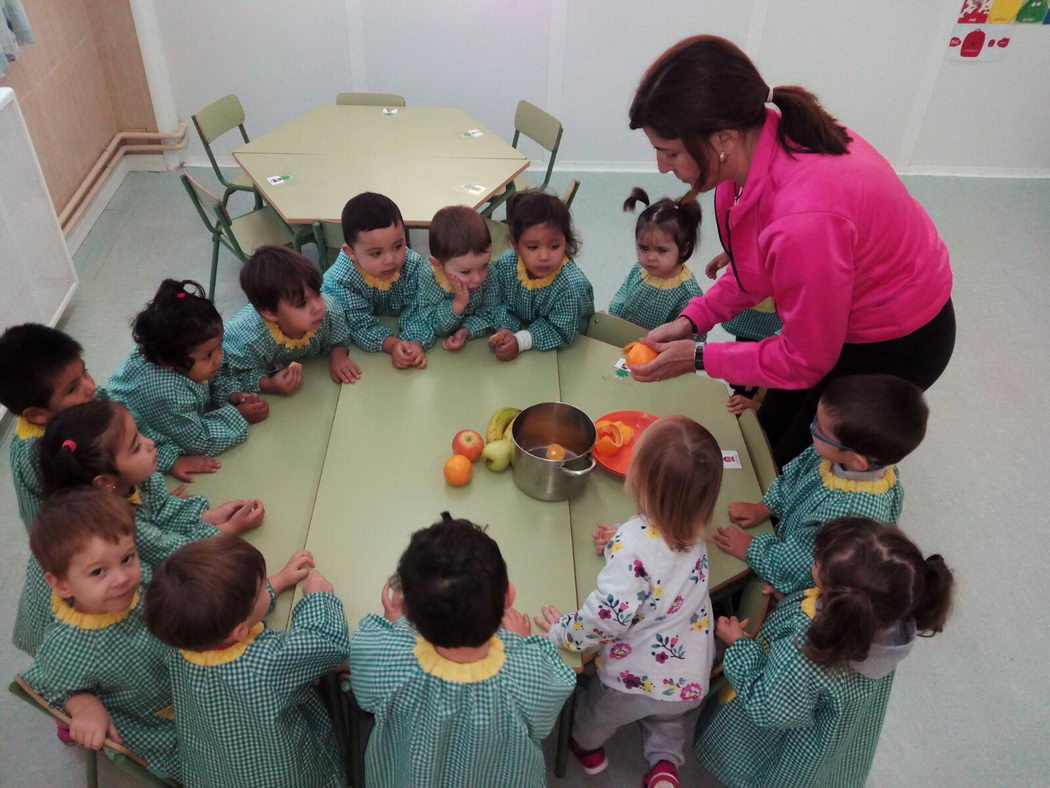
[569,738,608,775]
[642,760,680,788]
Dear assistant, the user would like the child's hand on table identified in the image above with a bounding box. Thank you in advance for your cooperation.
[488,329,519,362]
[728,501,770,529]
[533,605,563,634]
[391,340,426,369]
[269,550,315,595]
[261,364,302,395]
[727,394,759,415]
[380,580,405,622]
[442,328,469,352]
[204,498,265,534]
[169,454,220,482]
[592,522,617,554]
[230,392,269,423]
[303,569,334,595]
[502,608,532,637]
[449,273,470,316]
[716,615,752,647]
[329,346,362,384]
[66,693,120,750]
[713,525,753,560]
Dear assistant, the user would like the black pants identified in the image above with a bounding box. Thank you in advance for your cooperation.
[758,298,956,469]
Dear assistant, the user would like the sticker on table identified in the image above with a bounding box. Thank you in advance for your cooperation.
[946,25,1010,60]
[266,175,293,185]
[987,0,1023,22]
[613,356,630,379]
[462,128,485,137]
[382,107,399,115]
[1015,0,1048,21]
[462,183,487,196]
[722,450,742,470]
[958,0,992,22]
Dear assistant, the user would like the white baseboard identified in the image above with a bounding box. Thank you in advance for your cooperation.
[895,165,1050,179]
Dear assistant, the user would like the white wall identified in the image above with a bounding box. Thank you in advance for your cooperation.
[152,0,1050,175]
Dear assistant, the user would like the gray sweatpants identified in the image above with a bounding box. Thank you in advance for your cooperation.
[572,679,703,767]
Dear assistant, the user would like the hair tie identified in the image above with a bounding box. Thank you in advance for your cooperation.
[61,439,77,452]
[766,85,776,103]
[176,292,186,299]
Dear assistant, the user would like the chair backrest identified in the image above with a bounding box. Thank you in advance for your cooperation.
[737,409,778,493]
[514,100,562,152]
[561,179,581,209]
[312,221,346,268]
[336,92,406,107]
[180,172,227,233]
[483,217,511,260]
[192,94,247,145]
[586,311,645,347]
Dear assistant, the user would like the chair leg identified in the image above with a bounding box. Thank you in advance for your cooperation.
[85,747,98,788]
[209,237,221,300]
[554,691,575,778]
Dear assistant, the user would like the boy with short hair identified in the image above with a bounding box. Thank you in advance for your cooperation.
[144,535,347,788]
[400,205,500,352]
[320,192,428,369]
[22,488,180,781]
[219,245,359,394]
[714,373,928,594]
[350,513,576,787]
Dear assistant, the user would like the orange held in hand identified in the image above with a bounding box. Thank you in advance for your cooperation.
[622,341,658,367]
[443,455,473,486]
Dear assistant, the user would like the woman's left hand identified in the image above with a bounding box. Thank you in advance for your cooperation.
[630,339,696,383]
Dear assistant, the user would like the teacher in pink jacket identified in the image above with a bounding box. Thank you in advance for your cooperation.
[629,35,955,468]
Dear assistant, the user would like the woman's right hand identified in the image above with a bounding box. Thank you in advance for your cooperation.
[705,252,730,280]
[641,316,694,347]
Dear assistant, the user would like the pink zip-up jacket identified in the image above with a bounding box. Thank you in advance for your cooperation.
[681,109,952,389]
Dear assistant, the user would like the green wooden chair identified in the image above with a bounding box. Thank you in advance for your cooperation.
[191,94,262,210]
[481,100,564,218]
[181,171,301,298]
[8,676,175,787]
[311,221,345,272]
[586,311,645,348]
[738,409,778,493]
[336,92,406,107]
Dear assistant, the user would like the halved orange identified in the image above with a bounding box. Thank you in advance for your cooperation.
[594,421,625,456]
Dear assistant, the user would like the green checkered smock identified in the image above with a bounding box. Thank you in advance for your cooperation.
[321,249,424,352]
[169,591,348,788]
[13,478,219,657]
[490,251,595,351]
[399,264,500,349]
[608,263,704,332]
[9,418,45,531]
[695,588,896,788]
[106,350,248,457]
[721,308,782,341]
[22,586,180,782]
[218,296,350,394]
[748,447,904,594]
[351,615,576,788]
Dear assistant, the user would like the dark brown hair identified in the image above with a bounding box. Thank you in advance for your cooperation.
[144,535,267,651]
[341,191,405,246]
[240,246,322,314]
[805,517,954,669]
[429,206,492,262]
[627,416,723,550]
[0,323,83,415]
[38,400,128,495]
[132,279,222,371]
[31,487,136,580]
[629,35,851,199]
[623,187,702,263]
[506,190,580,259]
[820,374,928,466]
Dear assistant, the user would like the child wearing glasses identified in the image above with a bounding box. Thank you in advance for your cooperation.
[712,374,927,595]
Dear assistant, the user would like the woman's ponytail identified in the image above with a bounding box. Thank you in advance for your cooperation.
[768,84,851,156]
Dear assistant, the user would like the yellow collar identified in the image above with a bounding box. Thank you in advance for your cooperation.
[801,587,821,620]
[431,265,453,293]
[180,621,265,667]
[264,319,317,349]
[641,265,692,290]
[516,256,566,290]
[126,487,142,507]
[414,635,505,683]
[15,417,45,440]
[354,259,400,290]
[52,591,140,630]
[819,461,897,494]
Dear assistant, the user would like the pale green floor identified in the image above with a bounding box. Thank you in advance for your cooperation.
[1,169,1048,786]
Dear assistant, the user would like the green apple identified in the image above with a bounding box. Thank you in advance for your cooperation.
[482,439,513,472]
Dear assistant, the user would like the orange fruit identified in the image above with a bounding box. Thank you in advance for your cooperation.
[623,342,659,367]
[594,422,625,456]
[443,455,473,486]
[546,443,567,460]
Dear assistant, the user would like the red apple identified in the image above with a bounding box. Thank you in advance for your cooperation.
[452,429,485,462]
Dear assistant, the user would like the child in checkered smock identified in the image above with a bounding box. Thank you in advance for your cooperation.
[22,490,180,781]
[222,246,360,392]
[399,206,501,352]
[714,375,928,595]
[696,517,954,788]
[608,188,705,332]
[351,513,576,788]
[321,192,428,369]
[488,190,594,361]
[539,417,724,788]
[145,536,347,788]
[107,279,269,458]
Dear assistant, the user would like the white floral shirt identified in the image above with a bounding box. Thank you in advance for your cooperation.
[548,515,714,702]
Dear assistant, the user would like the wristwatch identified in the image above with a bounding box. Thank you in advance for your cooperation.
[694,340,706,371]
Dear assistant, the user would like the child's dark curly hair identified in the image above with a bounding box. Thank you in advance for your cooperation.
[132,280,222,371]
[506,190,580,259]
[623,187,702,263]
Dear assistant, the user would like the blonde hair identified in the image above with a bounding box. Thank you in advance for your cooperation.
[626,415,722,551]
